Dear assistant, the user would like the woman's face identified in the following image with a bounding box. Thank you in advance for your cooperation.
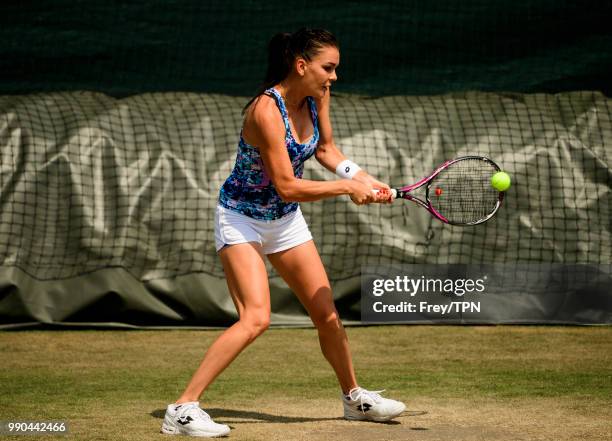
[301,45,340,98]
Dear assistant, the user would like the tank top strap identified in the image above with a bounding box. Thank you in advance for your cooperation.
[264,87,292,134]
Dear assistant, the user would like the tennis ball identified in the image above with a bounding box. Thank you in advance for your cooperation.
[491,171,511,192]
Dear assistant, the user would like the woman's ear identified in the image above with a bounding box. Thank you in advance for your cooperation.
[295,57,308,77]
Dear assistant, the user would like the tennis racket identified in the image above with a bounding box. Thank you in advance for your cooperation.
[375,156,504,226]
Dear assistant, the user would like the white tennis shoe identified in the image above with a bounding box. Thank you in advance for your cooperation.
[161,401,230,437]
[342,387,406,422]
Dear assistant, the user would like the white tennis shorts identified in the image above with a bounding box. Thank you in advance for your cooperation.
[214,204,313,254]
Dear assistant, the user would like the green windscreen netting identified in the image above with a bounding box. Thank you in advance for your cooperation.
[0,1,610,97]
[0,1,610,327]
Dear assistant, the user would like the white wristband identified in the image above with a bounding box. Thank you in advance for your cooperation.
[335,160,362,179]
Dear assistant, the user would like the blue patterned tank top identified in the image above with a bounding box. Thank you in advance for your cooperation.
[218,87,319,220]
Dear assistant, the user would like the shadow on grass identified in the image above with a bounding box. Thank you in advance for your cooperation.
[151,408,426,425]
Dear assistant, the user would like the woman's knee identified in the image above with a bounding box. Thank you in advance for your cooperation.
[311,308,342,333]
[240,314,270,342]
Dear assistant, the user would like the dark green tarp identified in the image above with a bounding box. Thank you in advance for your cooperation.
[0,1,610,97]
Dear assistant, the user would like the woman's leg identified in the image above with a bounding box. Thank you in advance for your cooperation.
[266,240,358,394]
[175,242,271,403]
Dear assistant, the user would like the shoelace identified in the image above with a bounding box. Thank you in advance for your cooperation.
[352,388,386,413]
[178,404,212,421]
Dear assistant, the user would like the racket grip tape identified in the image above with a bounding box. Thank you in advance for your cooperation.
[371,189,398,198]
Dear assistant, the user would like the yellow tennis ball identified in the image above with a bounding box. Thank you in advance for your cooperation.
[491,171,511,192]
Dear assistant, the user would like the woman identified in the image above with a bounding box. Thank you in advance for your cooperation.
[161,28,404,438]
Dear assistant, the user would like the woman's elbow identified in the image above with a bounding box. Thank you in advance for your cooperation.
[275,182,299,202]
[314,145,329,162]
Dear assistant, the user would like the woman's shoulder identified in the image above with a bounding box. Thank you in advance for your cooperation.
[242,93,285,143]
[244,93,280,124]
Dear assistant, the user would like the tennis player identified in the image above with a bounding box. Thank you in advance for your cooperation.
[162,28,404,437]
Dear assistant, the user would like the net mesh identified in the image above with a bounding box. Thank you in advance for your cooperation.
[0,1,610,287]
[0,90,610,284]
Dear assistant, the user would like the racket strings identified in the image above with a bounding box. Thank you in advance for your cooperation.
[429,159,500,224]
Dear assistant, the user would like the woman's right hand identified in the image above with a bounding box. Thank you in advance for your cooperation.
[348,180,375,205]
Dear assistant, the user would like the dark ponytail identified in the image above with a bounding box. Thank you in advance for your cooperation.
[242,28,339,114]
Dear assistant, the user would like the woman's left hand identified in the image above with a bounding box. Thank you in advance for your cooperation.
[353,171,393,203]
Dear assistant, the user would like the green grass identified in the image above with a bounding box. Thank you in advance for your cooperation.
[1,326,611,440]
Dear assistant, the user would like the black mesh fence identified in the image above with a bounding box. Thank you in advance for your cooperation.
[1,91,610,284]
[0,1,610,326]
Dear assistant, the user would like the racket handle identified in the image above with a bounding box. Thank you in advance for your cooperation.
[371,189,398,198]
